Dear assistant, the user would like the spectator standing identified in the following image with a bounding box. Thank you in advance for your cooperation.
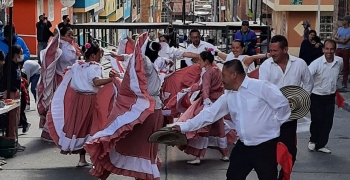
[234,20,257,56]
[0,25,30,61]
[334,15,350,88]
[299,30,324,65]
[302,20,311,40]
[58,15,72,30]
[36,14,53,65]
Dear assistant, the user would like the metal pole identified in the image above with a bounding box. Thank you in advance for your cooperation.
[6,7,13,99]
[218,1,221,22]
[213,0,217,22]
[317,0,321,32]
[260,0,262,25]
[230,0,235,21]
[192,0,195,23]
[182,0,186,24]
[253,0,258,24]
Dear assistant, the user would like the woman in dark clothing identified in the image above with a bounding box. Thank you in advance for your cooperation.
[2,45,23,139]
[299,30,324,65]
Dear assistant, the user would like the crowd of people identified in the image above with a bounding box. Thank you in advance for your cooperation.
[0,13,349,180]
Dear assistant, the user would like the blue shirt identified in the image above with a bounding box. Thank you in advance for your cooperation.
[0,35,30,61]
[337,27,350,49]
[234,30,257,48]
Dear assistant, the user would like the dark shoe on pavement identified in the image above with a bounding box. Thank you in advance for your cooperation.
[22,123,31,133]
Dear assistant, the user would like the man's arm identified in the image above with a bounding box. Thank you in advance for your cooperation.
[175,94,230,132]
[308,58,319,76]
[301,61,314,94]
[46,21,52,28]
[261,81,291,125]
[247,31,257,49]
[335,35,350,45]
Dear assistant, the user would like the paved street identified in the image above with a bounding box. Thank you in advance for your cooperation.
[1,58,350,179]
[0,92,350,180]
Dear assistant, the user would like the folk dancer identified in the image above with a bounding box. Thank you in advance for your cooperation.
[308,39,343,153]
[46,42,118,166]
[259,35,314,180]
[85,33,165,180]
[176,50,236,165]
[172,59,291,179]
[38,26,81,142]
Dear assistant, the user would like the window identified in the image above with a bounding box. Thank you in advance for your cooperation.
[61,7,68,19]
[338,0,348,20]
[37,0,44,16]
[319,14,333,41]
[48,0,54,21]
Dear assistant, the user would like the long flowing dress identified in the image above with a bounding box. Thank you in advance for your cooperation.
[46,61,116,154]
[176,65,237,157]
[38,37,79,142]
[85,33,164,180]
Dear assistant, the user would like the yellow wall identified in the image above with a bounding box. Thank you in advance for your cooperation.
[110,8,123,21]
[100,0,116,17]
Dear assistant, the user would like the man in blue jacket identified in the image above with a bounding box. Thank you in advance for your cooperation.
[0,25,30,61]
[234,20,257,56]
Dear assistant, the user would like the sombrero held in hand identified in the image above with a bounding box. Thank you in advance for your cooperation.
[148,126,187,146]
[248,69,310,120]
[280,85,310,120]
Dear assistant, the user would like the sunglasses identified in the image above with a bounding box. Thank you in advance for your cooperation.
[242,24,249,26]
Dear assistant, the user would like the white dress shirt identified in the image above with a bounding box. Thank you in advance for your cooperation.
[226,53,256,73]
[259,54,314,94]
[177,77,291,146]
[184,41,215,66]
[308,55,343,95]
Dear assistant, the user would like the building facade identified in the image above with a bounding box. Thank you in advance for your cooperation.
[10,0,73,55]
[262,0,334,56]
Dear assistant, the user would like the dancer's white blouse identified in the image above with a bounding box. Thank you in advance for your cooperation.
[70,61,103,94]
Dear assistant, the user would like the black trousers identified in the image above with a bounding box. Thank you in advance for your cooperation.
[277,120,297,180]
[226,138,278,180]
[309,93,335,150]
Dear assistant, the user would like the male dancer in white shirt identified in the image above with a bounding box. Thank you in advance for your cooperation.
[172,60,291,179]
[182,29,215,68]
[259,35,314,180]
[308,39,343,153]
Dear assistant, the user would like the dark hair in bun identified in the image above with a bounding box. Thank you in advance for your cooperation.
[83,41,100,59]
[145,41,161,63]
[200,50,214,64]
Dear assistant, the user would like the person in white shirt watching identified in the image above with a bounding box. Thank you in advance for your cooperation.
[259,35,314,180]
[172,59,291,180]
[182,29,215,68]
[308,39,343,154]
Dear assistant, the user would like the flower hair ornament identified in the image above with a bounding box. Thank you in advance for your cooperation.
[85,43,91,49]
[207,48,215,56]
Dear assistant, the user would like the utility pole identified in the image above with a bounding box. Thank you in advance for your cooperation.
[213,0,217,22]
[332,0,338,36]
